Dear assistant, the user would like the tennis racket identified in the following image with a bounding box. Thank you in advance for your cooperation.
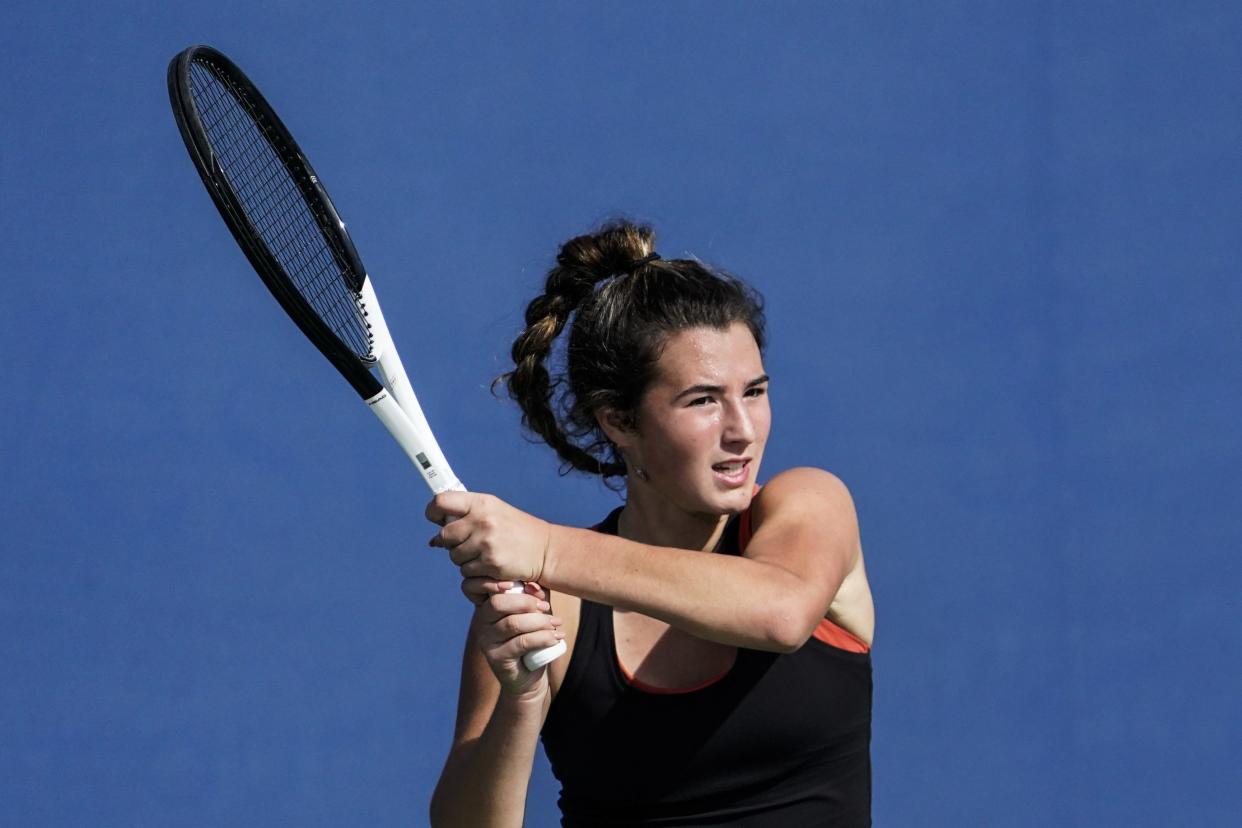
[166,45,565,671]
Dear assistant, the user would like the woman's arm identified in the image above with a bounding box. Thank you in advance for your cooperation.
[430,467,862,653]
[429,591,562,828]
[545,468,859,651]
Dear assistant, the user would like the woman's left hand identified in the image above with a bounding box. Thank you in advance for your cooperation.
[426,491,552,585]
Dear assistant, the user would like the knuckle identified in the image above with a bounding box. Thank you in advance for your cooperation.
[521,631,551,651]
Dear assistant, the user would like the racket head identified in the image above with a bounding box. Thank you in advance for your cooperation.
[167,45,381,399]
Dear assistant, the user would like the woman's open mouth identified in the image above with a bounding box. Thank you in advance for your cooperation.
[711,458,750,487]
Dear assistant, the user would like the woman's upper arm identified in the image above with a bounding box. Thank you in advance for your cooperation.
[744,467,862,645]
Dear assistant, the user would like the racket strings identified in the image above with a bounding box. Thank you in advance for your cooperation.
[188,60,375,361]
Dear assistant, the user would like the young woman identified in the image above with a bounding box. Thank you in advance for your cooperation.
[427,222,874,827]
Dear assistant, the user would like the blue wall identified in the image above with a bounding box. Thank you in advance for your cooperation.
[2,3,1238,825]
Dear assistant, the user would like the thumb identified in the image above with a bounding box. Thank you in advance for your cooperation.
[425,490,473,525]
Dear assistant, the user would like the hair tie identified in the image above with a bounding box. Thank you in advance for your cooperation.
[623,252,661,273]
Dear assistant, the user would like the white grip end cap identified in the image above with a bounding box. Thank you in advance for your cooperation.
[523,639,567,671]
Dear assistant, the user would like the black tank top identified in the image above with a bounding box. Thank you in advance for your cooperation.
[540,507,872,827]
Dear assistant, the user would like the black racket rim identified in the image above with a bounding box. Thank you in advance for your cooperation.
[167,44,382,400]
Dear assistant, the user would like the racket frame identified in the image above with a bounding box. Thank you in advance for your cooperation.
[168,45,564,669]
[168,46,379,400]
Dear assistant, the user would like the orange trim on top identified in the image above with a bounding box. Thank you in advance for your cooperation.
[813,618,870,653]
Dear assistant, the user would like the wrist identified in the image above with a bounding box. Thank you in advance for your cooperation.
[497,681,549,712]
[540,523,569,589]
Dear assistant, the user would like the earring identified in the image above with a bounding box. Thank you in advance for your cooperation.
[633,466,649,482]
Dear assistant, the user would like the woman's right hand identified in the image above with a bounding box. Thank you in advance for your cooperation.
[471,582,564,698]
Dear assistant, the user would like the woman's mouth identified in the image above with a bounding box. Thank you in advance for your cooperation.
[711,458,750,487]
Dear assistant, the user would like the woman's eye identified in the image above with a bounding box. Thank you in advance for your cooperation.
[689,396,713,406]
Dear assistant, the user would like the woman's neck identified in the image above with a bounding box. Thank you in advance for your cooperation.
[616,487,731,552]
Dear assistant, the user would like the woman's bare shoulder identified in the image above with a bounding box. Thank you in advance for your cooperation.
[753,467,856,523]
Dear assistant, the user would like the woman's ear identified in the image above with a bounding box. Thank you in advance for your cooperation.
[594,407,633,449]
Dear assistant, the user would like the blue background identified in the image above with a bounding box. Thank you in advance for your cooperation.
[3,2,1239,825]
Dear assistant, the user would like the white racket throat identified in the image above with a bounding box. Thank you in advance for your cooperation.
[365,390,462,494]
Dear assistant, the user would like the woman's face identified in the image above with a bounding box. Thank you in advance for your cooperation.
[621,322,771,517]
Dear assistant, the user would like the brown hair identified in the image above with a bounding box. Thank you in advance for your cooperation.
[502,220,765,484]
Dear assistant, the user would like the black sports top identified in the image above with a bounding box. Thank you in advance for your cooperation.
[540,506,872,827]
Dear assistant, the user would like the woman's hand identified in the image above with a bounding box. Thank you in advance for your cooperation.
[426,492,551,584]
[471,581,564,697]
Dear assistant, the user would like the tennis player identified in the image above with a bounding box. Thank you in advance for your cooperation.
[427,221,874,827]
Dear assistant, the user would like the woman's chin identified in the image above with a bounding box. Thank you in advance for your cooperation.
[706,484,756,515]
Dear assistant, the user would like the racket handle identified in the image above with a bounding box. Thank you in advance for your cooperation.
[364,392,565,668]
[503,587,568,670]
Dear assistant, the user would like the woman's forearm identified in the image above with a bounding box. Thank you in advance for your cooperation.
[429,691,547,828]
[543,525,807,651]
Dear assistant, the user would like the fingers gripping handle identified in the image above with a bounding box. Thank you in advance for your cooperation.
[502,588,568,670]
[365,392,566,670]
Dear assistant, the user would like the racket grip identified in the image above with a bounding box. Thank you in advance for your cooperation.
[505,584,568,670]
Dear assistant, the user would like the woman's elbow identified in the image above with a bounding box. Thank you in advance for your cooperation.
[763,608,816,654]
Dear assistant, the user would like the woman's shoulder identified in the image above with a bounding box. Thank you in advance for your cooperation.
[754,467,855,515]
[748,467,860,549]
